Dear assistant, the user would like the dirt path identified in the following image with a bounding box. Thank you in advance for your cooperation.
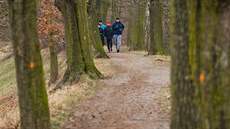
[64,50,170,129]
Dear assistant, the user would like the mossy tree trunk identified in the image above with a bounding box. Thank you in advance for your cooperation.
[148,0,164,55]
[97,0,110,20]
[126,0,135,48]
[162,0,170,54]
[88,0,109,59]
[128,0,147,51]
[171,0,230,128]
[48,33,58,86]
[170,0,204,128]
[8,0,51,129]
[55,0,103,88]
[201,1,230,128]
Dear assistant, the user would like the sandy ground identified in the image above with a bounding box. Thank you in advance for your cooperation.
[64,50,170,129]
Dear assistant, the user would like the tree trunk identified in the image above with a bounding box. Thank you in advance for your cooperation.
[148,0,164,55]
[88,0,110,59]
[162,0,170,54]
[171,0,230,128]
[202,1,230,128]
[48,34,58,86]
[128,0,147,51]
[170,0,204,128]
[55,0,103,88]
[145,0,151,51]
[8,0,51,129]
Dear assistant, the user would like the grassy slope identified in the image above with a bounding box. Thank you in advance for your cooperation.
[0,43,115,128]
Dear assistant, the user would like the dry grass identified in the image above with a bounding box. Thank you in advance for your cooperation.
[49,57,115,129]
[129,50,148,55]
[155,84,171,115]
[49,75,100,129]
[150,54,171,62]
[0,43,170,128]
[129,50,171,66]
[94,58,116,78]
[0,42,116,128]
[127,48,171,63]
[0,42,13,61]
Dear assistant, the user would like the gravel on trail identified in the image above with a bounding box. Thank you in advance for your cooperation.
[64,50,170,129]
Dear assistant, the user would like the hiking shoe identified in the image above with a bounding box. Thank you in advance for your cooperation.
[117,49,120,53]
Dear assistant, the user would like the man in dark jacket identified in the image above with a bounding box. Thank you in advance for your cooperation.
[112,18,125,53]
[104,21,114,52]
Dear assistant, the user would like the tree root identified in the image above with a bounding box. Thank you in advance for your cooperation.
[87,67,104,79]
[50,68,103,93]
[50,71,82,93]
[94,53,110,59]
[48,76,58,87]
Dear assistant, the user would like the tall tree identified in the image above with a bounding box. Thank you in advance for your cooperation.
[170,0,203,128]
[48,33,59,85]
[144,0,151,51]
[171,0,230,128]
[38,0,63,85]
[87,0,110,58]
[148,0,164,55]
[8,0,51,129]
[127,0,147,51]
[162,0,170,54]
[55,0,103,87]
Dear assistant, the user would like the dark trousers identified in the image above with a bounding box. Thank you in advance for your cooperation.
[100,34,105,46]
[106,39,113,51]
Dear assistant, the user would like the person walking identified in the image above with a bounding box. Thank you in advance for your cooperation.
[112,18,125,53]
[98,20,106,46]
[104,21,114,52]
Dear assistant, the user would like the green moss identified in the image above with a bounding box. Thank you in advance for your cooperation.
[171,0,230,128]
[88,0,109,59]
[0,58,16,97]
[8,0,51,128]
[149,0,165,55]
[55,0,103,88]
[128,0,146,51]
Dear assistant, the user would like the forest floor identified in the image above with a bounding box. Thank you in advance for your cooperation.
[0,43,171,129]
[63,47,171,129]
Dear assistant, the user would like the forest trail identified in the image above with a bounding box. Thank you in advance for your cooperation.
[64,49,170,129]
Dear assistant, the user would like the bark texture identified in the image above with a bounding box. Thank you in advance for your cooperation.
[149,0,164,55]
[8,0,51,129]
[88,0,110,59]
[127,0,147,51]
[162,0,170,54]
[55,0,103,88]
[145,0,151,51]
[48,34,58,85]
[171,0,230,128]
